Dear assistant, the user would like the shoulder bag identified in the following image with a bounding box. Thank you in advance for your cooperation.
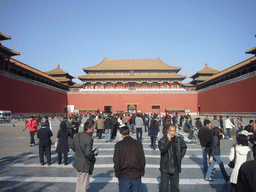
[228,145,236,168]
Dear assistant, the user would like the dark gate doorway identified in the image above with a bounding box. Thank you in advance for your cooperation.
[152,106,160,113]
[128,105,137,113]
[104,106,112,113]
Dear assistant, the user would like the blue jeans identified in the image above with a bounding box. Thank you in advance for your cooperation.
[130,124,135,133]
[202,147,214,173]
[105,129,111,142]
[118,177,142,192]
[224,128,231,138]
[205,155,229,181]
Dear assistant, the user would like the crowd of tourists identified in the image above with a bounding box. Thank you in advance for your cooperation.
[22,112,256,192]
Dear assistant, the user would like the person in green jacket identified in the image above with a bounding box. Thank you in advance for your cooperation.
[183,116,194,139]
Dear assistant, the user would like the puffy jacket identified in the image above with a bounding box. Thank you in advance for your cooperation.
[183,120,192,132]
[158,135,187,173]
[229,146,251,184]
[24,119,38,132]
[105,117,114,130]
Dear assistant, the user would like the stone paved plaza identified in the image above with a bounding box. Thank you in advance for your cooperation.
[0,118,235,192]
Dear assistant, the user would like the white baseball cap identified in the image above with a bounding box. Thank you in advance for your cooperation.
[238,130,253,136]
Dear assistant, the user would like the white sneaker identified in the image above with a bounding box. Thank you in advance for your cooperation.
[229,138,233,140]
[222,135,225,139]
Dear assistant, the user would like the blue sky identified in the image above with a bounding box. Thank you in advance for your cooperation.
[1,0,256,83]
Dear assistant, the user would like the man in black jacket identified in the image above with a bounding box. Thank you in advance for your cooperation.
[198,119,214,174]
[71,120,98,192]
[158,124,187,192]
[104,115,113,142]
[113,126,146,192]
[37,122,53,166]
[129,114,136,134]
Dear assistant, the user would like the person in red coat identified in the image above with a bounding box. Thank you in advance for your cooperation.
[23,115,39,146]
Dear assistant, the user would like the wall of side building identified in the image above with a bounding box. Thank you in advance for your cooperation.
[0,71,68,114]
[67,92,198,114]
[198,71,256,117]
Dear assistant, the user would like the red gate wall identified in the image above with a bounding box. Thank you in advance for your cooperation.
[0,75,68,113]
[198,76,256,113]
[67,93,198,113]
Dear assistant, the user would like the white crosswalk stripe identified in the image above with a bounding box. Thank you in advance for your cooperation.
[7,163,232,169]
[0,176,229,185]
[0,126,232,192]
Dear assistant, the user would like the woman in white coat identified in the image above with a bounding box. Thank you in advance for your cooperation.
[229,131,252,192]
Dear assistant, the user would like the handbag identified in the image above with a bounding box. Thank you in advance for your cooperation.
[78,133,96,175]
[55,138,59,149]
[228,145,236,168]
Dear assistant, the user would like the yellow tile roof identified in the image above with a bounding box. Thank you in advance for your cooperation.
[193,76,210,81]
[9,58,68,87]
[0,44,20,56]
[165,107,186,112]
[83,57,181,71]
[0,32,11,41]
[199,56,256,86]
[189,63,220,78]
[78,73,187,81]
[78,107,99,111]
[46,64,75,78]
[245,47,256,55]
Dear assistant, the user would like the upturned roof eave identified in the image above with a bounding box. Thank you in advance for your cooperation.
[245,47,256,55]
[198,56,256,86]
[0,45,20,56]
[0,32,12,41]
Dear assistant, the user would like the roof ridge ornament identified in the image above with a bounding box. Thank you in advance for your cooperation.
[58,64,60,67]
[157,57,160,60]
[205,63,208,67]
[104,57,107,60]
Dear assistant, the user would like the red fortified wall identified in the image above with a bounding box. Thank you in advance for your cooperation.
[0,75,68,113]
[198,76,256,113]
[67,93,198,113]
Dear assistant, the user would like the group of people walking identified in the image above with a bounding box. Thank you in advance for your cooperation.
[22,113,256,192]
[197,117,256,192]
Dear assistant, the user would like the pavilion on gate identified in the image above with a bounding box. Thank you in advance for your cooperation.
[78,57,187,90]
[46,64,77,87]
[183,63,220,89]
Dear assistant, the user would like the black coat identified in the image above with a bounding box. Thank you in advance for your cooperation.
[130,116,136,125]
[149,123,159,136]
[37,127,53,146]
[56,129,70,153]
[113,136,145,179]
[198,126,213,148]
[237,160,256,192]
[158,135,187,173]
[105,118,114,130]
